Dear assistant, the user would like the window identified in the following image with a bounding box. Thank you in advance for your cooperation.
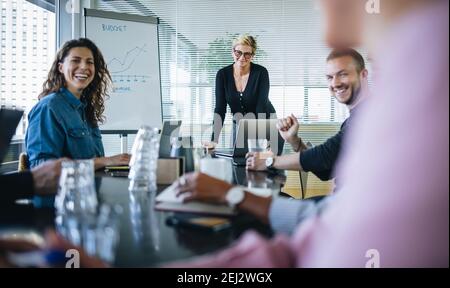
[0,0,56,137]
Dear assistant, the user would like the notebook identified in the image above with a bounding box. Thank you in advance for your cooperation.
[155,182,273,216]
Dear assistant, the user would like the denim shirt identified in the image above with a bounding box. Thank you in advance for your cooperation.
[26,88,105,168]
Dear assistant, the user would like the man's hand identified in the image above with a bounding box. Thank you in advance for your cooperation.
[175,172,232,204]
[277,114,300,145]
[31,159,65,196]
[246,151,273,171]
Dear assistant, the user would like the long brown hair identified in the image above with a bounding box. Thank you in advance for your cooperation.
[40,38,112,126]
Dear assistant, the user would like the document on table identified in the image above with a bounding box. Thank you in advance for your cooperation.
[155,183,273,216]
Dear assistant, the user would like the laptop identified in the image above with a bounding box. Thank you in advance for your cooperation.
[0,108,24,166]
[159,120,182,158]
[214,119,284,166]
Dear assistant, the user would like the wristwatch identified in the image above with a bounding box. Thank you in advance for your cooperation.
[225,186,245,207]
[265,157,275,169]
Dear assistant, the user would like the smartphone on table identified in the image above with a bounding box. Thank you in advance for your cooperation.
[166,214,231,232]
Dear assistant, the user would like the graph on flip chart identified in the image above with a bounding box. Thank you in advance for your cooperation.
[85,9,162,131]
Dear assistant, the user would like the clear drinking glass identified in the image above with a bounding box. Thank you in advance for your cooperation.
[247,139,269,153]
[192,148,206,172]
[54,159,97,246]
[54,159,122,264]
[55,159,97,216]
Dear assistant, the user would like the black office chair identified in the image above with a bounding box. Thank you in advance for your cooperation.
[298,142,313,199]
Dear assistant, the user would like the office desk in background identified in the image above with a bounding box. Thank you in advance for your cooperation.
[0,162,286,267]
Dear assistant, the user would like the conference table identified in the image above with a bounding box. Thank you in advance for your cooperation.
[0,161,286,267]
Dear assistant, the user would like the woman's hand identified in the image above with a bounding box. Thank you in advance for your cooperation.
[106,153,131,166]
[95,153,131,170]
[175,172,232,204]
[201,141,217,151]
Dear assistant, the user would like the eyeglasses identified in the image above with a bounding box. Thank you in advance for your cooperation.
[233,49,253,60]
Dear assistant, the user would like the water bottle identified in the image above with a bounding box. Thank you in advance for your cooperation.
[128,125,160,192]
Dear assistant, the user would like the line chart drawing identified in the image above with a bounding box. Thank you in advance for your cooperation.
[107,44,148,74]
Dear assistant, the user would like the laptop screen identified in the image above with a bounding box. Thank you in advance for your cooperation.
[0,109,24,165]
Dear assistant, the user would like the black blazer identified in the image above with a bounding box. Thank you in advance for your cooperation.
[212,63,276,142]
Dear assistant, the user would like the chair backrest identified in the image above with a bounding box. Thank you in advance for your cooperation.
[18,152,29,172]
[299,170,308,199]
[298,141,313,199]
[281,170,302,199]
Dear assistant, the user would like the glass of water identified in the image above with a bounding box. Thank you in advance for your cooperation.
[247,139,269,153]
[55,159,97,216]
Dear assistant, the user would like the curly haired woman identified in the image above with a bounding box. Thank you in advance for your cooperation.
[26,38,130,169]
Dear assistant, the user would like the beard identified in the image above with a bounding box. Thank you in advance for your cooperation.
[340,80,362,106]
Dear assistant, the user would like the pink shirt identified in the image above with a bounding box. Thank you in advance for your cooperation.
[168,1,449,268]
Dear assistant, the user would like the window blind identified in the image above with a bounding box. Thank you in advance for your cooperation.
[96,0,371,150]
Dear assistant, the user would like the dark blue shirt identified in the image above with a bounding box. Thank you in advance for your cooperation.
[25,88,105,168]
[299,107,358,182]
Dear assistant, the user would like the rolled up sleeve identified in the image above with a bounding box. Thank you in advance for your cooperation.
[269,196,334,235]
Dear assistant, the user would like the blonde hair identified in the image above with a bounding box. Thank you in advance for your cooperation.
[232,35,257,55]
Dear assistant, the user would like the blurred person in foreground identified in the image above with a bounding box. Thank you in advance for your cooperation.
[168,0,449,267]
